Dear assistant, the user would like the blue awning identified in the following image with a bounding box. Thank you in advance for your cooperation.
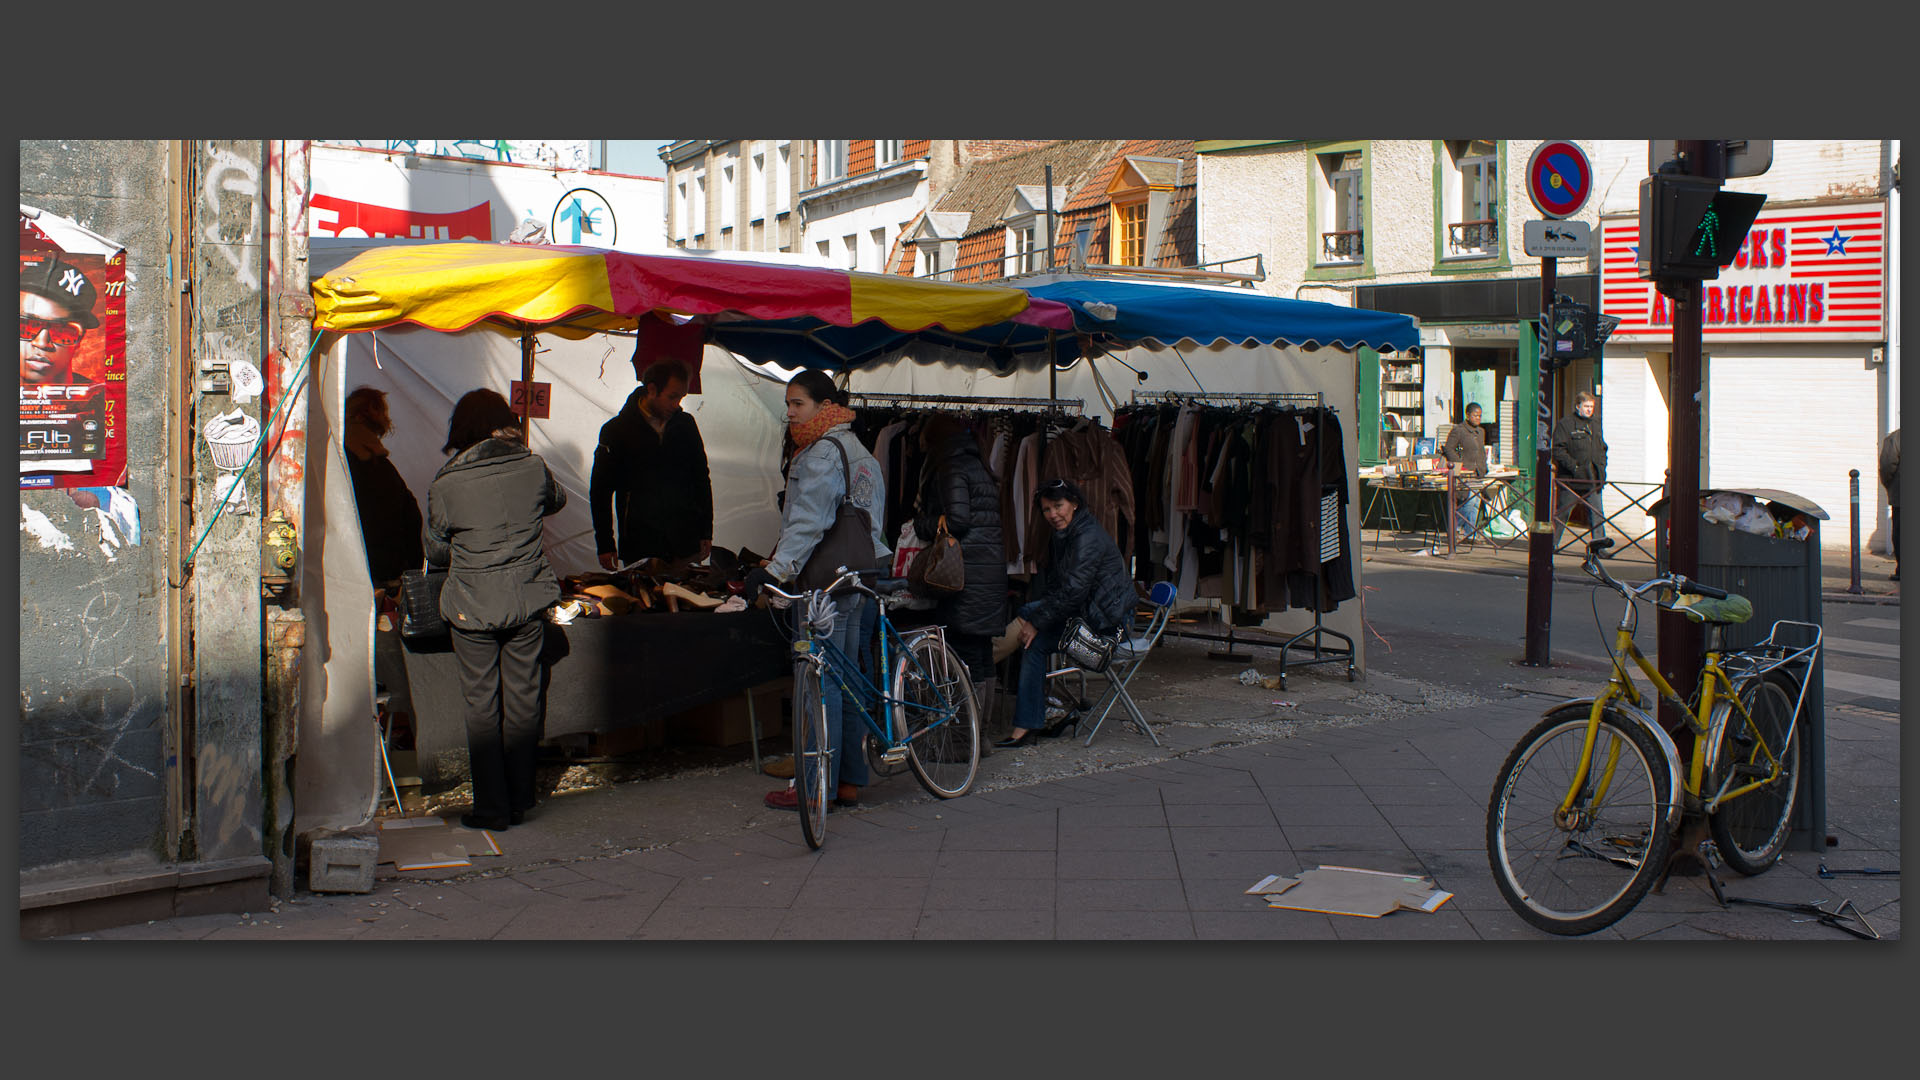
[1025,278,1420,355]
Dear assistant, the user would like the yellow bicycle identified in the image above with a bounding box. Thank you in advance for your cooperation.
[1486,539,1820,935]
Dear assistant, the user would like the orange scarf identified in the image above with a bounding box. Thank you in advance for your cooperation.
[789,401,857,452]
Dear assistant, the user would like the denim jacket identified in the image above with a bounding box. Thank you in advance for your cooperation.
[766,426,891,583]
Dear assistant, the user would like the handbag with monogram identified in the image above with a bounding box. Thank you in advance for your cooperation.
[399,564,450,639]
[907,514,965,594]
[795,434,884,590]
[1059,616,1119,673]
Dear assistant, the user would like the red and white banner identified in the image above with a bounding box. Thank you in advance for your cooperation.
[1599,200,1887,343]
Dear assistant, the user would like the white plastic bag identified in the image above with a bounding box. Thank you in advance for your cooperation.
[1733,503,1777,536]
[891,521,926,578]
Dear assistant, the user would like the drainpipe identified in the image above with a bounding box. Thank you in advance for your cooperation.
[263,139,313,897]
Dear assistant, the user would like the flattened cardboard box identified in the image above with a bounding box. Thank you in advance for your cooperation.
[1247,865,1453,918]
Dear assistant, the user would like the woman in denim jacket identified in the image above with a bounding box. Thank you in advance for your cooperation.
[745,370,890,810]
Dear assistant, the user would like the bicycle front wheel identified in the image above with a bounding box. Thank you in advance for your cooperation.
[793,663,830,850]
[1708,676,1804,876]
[1487,706,1672,936]
[893,637,980,799]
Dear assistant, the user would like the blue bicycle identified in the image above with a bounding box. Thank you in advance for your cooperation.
[761,569,981,849]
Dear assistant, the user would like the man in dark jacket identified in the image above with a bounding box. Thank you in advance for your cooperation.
[1551,387,1608,549]
[1442,401,1489,539]
[590,358,712,569]
[996,478,1133,747]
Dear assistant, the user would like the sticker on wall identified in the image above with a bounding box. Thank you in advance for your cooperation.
[71,485,141,553]
[230,359,266,404]
[20,205,129,491]
[550,187,615,247]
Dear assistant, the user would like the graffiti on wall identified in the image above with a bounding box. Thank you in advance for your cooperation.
[317,139,591,171]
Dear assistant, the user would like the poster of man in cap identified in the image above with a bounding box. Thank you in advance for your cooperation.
[20,205,127,490]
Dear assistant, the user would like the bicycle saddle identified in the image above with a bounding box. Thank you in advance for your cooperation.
[1667,592,1753,625]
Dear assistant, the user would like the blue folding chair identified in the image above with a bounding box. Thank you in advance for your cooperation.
[1049,581,1177,746]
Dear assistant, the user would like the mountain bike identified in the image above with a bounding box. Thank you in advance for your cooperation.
[1485,539,1820,935]
[761,569,980,850]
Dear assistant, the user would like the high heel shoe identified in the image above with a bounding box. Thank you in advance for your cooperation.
[992,730,1039,749]
[1043,716,1081,739]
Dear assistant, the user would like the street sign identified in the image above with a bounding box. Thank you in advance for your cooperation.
[1525,141,1593,219]
[1523,219,1591,257]
[1649,139,1773,179]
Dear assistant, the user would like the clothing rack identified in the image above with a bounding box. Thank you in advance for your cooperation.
[1122,389,1355,685]
[1131,389,1325,408]
[850,391,1083,413]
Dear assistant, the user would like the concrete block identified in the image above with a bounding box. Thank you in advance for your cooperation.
[308,834,379,894]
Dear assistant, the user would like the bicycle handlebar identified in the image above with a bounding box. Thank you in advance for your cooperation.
[758,566,876,607]
[1581,539,1727,604]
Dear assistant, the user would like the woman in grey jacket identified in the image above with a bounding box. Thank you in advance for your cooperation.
[745,370,890,810]
[425,389,567,832]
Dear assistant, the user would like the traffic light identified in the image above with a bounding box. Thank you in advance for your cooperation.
[1637,173,1766,281]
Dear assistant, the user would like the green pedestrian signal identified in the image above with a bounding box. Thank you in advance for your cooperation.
[1636,173,1766,281]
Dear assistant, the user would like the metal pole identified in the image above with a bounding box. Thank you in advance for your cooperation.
[1523,256,1557,665]
[1044,165,1057,271]
[1657,275,1704,739]
[1656,140,1716,740]
[1848,469,1864,593]
[520,332,535,440]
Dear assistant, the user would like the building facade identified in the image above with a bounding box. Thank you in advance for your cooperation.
[1586,139,1900,551]
[1196,139,1607,474]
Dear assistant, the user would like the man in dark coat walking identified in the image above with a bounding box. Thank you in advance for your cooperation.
[1551,387,1608,549]
[590,358,713,569]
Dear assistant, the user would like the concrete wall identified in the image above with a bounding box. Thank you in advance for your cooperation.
[186,140,269,863]
[18,140,176,873]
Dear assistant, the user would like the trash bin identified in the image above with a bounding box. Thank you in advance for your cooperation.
[1651,488,1827,852]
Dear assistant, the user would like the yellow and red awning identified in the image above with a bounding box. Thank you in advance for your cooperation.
[310,242,1074,343]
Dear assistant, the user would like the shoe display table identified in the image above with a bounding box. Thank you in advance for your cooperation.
[398,609,792,786]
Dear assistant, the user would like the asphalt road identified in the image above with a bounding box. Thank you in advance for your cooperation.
[1357,562,1902,715]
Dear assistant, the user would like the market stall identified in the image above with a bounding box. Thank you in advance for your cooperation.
[294,242,1074,826]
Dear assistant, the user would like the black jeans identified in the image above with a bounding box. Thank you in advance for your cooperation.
[450,619,547,821]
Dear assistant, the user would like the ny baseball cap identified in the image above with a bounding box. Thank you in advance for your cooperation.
[20,251,101,328]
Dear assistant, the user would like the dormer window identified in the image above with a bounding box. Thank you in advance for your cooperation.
[1002,185,1067,276]
[1106,156,1181,269]
[912,211,968,280]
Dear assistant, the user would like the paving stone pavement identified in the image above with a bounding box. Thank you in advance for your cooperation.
[67,666,1900,942]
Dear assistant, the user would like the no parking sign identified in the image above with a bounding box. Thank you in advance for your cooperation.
[1525,141,1592,219]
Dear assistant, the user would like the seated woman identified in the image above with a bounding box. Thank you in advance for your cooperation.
[996,478,1135,748]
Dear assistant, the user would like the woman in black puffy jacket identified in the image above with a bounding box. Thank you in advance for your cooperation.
[912,416,1008,720]
[996,478,1133,748]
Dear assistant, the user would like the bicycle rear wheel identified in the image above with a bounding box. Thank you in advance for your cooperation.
[1487,706,1672,936]
[893,637,979,799]
[793,663,830,850]
[1707,676,1803,876]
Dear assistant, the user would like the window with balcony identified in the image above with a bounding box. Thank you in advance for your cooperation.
[1315,150,1364,264]
[819,140,848,182]
[1443,139,1499,258]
